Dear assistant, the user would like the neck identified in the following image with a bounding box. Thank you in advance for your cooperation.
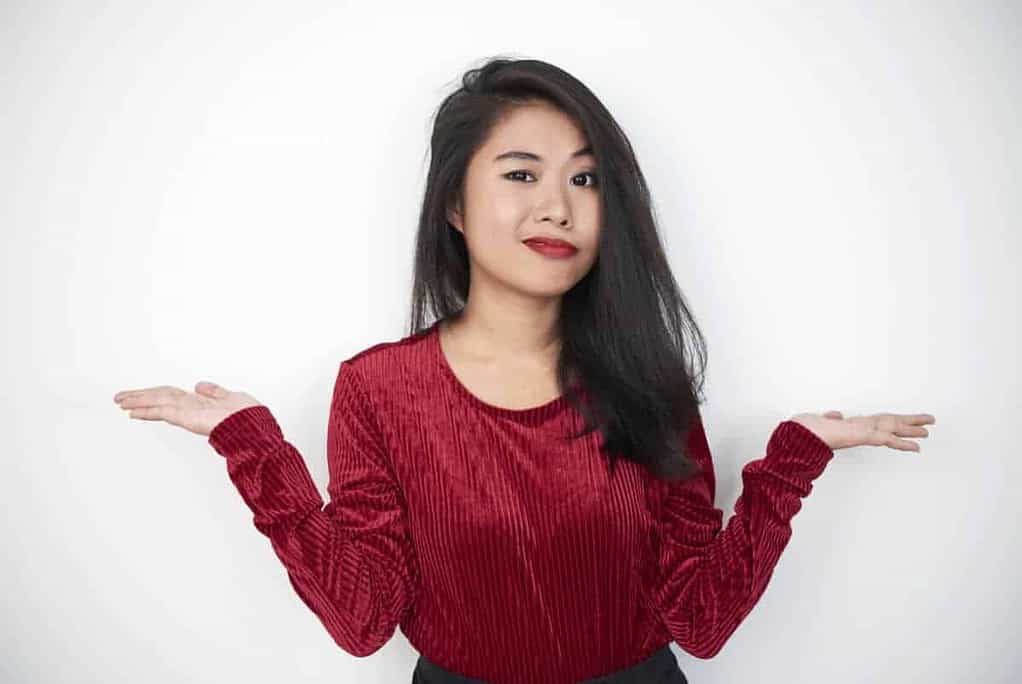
[443,302,562,369]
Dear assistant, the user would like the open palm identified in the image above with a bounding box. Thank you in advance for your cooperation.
[790,410,936,452]
[113,382,262,437]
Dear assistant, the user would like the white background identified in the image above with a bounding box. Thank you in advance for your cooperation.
[3,1,1019,682]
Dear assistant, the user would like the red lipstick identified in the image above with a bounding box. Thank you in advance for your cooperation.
[522,237,578,259]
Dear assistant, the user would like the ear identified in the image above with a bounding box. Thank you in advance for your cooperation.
[446,196,464,234]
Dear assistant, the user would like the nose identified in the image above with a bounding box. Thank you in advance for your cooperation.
[532,189,572,229]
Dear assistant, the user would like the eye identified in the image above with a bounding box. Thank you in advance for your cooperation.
[504,170,535,182]
[503,170,600,188]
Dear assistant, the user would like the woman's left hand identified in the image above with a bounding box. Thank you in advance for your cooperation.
[789,411,936,452]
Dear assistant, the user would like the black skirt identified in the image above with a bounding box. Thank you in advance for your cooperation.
[412,643,688,683]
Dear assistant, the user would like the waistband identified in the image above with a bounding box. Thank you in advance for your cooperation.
[412,643,687,684]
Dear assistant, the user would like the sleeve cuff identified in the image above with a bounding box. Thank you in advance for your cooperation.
[765,420,835,482]
[207,405,284,457]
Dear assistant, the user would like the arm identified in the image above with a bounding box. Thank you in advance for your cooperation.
[653,412,833,659]
[208,360,418,656]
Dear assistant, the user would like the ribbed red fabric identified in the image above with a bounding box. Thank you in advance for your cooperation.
[208,320,834,683]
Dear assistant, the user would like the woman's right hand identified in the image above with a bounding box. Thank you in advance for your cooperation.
[113,381,263,437]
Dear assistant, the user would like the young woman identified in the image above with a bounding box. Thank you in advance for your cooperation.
[112,57,935,683]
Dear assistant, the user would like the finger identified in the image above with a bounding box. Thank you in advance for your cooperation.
[116,387,184,408]
[128,406,166,421]
[884,434,922,451]
[117,393,160,409]
[115,385,175,400]
[131,404,185,425]
[892,413,935,426]
[114,389,151,402]
[116,394,152,409]
[894,424,929,438]
[195,381,228,399]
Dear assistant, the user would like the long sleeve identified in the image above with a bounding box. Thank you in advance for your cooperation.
[207,360,419,657]
[652,412,834,659]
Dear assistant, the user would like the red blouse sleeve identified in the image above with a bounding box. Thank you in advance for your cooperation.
[652,412,834,659]
[208,360,419,656]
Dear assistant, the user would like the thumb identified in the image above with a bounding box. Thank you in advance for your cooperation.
[195,381,229,398]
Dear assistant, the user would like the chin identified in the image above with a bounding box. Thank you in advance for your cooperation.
[517,275,585,298]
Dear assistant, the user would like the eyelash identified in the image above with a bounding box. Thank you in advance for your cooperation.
[503,170,600,188]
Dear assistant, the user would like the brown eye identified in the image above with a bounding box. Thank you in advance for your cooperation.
[504,170,535,182]
[505,170,599,187]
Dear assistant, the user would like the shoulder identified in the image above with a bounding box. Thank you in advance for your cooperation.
[338,323,438,396]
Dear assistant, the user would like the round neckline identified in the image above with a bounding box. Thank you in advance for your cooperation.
[431,319,571,421]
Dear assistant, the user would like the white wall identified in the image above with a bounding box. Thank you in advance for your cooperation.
[3,2,1018,682]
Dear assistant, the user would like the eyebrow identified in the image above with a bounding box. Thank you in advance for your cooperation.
[493,145,594,163]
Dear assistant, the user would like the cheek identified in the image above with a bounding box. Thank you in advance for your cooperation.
[468,182,528,228]
[490,191,533,226]
[580,202,602,250]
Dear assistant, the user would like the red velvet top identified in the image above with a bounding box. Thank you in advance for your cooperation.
[208,320,834,683]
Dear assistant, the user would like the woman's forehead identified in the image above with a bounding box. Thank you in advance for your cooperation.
[483,107,591,161]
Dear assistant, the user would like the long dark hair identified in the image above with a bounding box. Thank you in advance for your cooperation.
[409,55,708,482]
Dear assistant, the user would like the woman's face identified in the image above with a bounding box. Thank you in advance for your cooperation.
[447,101,602,301]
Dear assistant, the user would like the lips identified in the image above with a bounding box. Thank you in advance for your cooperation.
[523,238,578,258]
[522,237,577,252]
